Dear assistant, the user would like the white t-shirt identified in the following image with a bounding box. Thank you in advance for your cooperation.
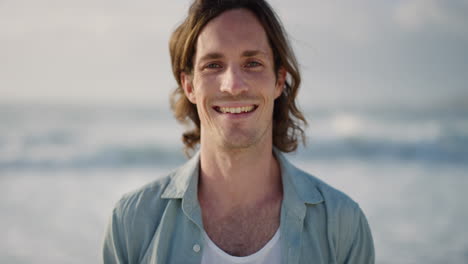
[200,229,281,264]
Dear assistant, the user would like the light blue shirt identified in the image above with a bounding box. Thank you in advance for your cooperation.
[102,150,375,263]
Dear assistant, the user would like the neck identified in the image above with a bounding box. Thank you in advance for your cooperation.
[198,140,282,212]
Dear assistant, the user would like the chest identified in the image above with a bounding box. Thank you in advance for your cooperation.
[137,198,332,264]
[201,201,281,257]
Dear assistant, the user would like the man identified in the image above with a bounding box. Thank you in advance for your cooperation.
[103,0,375,263]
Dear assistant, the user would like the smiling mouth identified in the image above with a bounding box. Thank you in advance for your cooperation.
[213,105,258,114]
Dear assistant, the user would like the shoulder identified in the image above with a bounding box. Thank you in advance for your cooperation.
[276,150,359,215]
[288,162,365,234]
[111,153,199,226]
[112,170,176,220]
[290,164,374,260]
[288,161,360,212]
[103,169,183,263]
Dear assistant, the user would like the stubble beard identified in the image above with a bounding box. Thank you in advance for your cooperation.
[213,119,273,152]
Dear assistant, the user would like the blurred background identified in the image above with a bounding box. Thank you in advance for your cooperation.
[1,0,467,263]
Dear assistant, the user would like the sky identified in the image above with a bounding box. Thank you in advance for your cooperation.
[1,0,467,109]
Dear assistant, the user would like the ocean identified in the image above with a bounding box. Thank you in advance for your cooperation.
[1,103,467,263]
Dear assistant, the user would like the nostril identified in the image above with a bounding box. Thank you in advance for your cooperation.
[219,72,248,95]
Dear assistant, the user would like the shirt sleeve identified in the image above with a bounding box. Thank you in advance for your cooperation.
[344,208,375,264]
[102,206,128,264]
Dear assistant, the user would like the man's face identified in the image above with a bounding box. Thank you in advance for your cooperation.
[182,8,285,150]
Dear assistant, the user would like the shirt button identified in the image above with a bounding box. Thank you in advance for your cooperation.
[193,244,201,253]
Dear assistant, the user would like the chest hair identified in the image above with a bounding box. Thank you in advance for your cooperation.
[201,197,282,257]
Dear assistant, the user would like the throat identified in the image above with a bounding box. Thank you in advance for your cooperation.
[198,146,282,205]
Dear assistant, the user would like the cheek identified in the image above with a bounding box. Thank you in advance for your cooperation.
[193,75,214,95]
[255,71,280,94]
[193,89,211,118]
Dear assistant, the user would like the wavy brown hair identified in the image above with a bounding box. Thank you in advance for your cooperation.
[169,0,307,155]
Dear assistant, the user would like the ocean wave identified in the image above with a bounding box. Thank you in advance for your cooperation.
[1,103,467,170]
[298,136,468,164]
[0,136,467,171]
[0,145,187,171]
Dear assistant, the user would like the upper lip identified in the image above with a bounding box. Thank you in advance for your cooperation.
[213,102,258,108]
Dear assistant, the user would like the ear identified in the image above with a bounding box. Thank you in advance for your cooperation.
[180,71,197,104]
[274,67,286,99]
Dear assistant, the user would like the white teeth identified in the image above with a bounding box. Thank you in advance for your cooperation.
[219,106,255,114]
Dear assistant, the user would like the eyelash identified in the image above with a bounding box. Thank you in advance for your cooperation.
[246,61,262,68]
[206,63,221,69]
[202,60,263,70]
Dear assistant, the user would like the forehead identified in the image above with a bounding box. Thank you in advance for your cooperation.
[195,8,272,59]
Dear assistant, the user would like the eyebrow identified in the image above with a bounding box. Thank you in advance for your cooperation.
[198,50,269,63]
[242,50,268,58]
[198,52,224,63]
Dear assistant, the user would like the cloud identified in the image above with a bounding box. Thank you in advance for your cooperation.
[394,0,468,36]
[0,0,186,105]
[1,0,466,108]
[272,0,387,44]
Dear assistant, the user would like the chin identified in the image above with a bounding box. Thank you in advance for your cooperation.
[219,135,260,150]
[221,141,253,150]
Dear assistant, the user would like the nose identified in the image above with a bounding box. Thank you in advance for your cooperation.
[219,66,248,96]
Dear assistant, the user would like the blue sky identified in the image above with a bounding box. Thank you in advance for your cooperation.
[1,0,467,109]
